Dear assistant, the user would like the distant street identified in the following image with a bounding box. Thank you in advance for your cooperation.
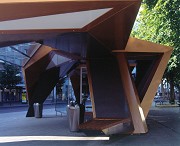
[0,105,28,114]
[0,101,91,114]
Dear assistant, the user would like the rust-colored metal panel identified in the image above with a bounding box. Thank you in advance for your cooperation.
[87,35,130,119]
[31,67,60,103]
[0,0,141,52]
[0,1,129,21]
[89,2,140,50]
[86,61,96,118]
[44,33,88,58]
[24,54,51,103]
[0,0,173,135]
[135,55,162,102]
[25,66,59,117]
[116,53,148,133]
[82,1,136,31]
[125,53,163,102]
[113,37,173,119]
[24,45,53,69]
[79,118,131,130]
[0,41,31,48]
[141,51,172,117]
[23,43,78,105]
[70,70,80,105]
[23,53,52,104]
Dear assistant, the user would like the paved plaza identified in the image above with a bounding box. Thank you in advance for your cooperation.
[0,104,180,146]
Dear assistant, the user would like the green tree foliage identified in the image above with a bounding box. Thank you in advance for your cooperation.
[132,0,180,102]
[0,63,22,90]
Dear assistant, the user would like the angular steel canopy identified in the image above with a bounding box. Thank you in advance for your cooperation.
[0,0,172,135]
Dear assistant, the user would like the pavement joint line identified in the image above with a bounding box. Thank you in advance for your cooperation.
[150,118,180,135]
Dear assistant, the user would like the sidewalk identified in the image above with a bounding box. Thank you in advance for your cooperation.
[0,105,180,146]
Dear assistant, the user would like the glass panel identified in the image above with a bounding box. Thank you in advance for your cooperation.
[0,42,40,67]
[0,47,27,66]
[17,42,41,57]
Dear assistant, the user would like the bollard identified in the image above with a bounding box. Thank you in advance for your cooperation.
[34,103,43,118]
[67,104,80,132]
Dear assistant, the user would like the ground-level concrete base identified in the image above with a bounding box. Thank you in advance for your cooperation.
[0,105,180,146]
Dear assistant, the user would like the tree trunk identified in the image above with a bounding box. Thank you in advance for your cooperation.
[167,79,170,99]
[177,86,180,103]
[161,80,165,98]
[169,73,175,104]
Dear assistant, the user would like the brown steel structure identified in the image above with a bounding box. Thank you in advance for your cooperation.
[0,0,172,134]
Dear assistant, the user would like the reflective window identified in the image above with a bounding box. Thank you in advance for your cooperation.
[0,42,41,67]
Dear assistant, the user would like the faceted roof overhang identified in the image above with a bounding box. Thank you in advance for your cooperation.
[0,0,141,66]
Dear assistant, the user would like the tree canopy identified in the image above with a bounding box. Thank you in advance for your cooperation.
[0,63,22,90]
[131,0,180,101]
